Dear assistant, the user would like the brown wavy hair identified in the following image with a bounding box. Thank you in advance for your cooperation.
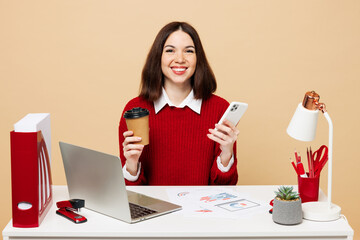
[139,22,217,101]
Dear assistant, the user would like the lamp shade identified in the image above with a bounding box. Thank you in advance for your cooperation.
[287,103,319,141]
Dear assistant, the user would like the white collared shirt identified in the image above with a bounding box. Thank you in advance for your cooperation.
[154,88,202,114]
[123,88,234,181]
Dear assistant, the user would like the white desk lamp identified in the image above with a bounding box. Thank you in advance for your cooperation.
[287,91,341,221]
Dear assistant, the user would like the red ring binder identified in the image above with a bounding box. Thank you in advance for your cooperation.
[10,130,53,228]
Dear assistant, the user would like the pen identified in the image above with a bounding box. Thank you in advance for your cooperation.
[294,150,307,177]
[294,150,300,164]
[291,159,299,175]
[296,161,308,178]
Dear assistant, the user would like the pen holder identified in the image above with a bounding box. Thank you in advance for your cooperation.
[298,174,320,203]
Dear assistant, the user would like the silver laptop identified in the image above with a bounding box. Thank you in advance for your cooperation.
[59,142,181,223]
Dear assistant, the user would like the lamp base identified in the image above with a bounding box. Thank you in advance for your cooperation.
[302,202,341,221]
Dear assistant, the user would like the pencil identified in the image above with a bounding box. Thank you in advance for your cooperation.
[309,147,314,178]
[307,148,310,176]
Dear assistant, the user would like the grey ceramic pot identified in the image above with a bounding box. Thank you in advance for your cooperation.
[272,197,302,225]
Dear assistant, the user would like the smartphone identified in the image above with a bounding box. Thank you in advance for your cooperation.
[217,102,248,127]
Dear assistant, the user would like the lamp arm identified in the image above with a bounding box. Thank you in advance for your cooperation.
[323,112,333,209]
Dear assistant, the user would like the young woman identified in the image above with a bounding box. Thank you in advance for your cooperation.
[119,22,239,185]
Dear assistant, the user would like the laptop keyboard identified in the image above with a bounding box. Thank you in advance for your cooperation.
[129,202,157,219]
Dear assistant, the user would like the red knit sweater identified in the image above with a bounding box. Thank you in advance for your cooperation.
[118,94,238,185]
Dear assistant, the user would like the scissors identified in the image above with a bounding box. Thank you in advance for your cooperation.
[312,145,328,177]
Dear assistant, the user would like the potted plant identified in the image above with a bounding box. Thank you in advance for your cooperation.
[272,186,302,225]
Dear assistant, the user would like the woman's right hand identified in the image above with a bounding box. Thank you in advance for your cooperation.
[122,130,144,176]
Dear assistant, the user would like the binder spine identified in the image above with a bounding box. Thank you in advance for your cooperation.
[10,131,53,228]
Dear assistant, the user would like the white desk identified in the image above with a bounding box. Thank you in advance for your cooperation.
[2,185,354,240]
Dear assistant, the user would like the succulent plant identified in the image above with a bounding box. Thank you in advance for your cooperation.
[274,186,300,201]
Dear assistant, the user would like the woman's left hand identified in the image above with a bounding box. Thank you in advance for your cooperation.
[207,119,239,167]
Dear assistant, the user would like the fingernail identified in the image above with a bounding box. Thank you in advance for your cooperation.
[137,137,142,141]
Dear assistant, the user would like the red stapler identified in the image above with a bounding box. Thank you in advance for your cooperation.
[56,199,87,223]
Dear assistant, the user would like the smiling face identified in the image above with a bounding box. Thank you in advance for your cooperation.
[161,30,197,88]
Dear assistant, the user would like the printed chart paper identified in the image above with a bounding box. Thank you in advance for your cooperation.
[167,187,267,219]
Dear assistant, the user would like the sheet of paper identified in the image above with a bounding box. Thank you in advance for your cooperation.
[167,187,268,219]
[14,113,51,162]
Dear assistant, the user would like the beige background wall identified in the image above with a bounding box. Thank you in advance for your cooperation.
[1,0,359,238]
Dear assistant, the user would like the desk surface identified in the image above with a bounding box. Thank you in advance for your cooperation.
[3,185,354,240]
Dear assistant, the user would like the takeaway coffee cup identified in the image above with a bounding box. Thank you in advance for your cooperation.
[123,107,150,145]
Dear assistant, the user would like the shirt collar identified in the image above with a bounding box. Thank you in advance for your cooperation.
[154,88,202,114]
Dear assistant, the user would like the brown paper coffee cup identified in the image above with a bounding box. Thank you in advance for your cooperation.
[124,107,149,145]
